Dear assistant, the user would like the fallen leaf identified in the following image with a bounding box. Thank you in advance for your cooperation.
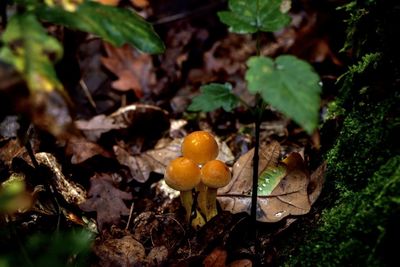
[219,141,281,197]
[203,247,227,267]
[66,136,113,164]
[75,104,169,142]
[113,138,183,183]
[146,246,168,266]
[79,173,132,230]
[229,259,252,267]
[217,142,315,222]
[114,145,157,183]
[75,114,124,142]
[308,161,326,204]
[0,138,31,167]
[101,43,156,98]
[94,235,146,266]
[36,152,87,205]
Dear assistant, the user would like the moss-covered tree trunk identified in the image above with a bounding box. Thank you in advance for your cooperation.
[281,1,400,266]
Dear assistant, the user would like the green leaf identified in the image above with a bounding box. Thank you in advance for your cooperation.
[218,0,291,34]
[258,165,286,195]
[36,1,165,54]
[246,55,321,134]
[187,83,239,112]
[0,14,63,92]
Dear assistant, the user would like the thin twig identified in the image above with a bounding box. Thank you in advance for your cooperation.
[125,202,135,230]
[79,79,97,109]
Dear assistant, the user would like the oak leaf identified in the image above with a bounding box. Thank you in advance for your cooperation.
[79,173,132,230]
[101,43,156,98]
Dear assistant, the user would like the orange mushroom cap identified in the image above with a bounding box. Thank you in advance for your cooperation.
[201,160,231,189]
[181,131,218,165]
[165,157,201,191]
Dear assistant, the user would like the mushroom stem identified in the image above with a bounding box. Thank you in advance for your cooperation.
[191,209,206,229]
[196,182,208,219]
[180,190,206,228]
[180,190,193,222]
[205,188,218,221]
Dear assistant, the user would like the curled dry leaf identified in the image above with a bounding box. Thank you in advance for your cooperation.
[35,152,87,205]
[217,142,324,222]
[79,173,132,230]
[101,42,156,98]
[75,103,169,142]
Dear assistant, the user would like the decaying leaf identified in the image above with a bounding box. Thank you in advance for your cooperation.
[101,43,156,98]
[79,173,132,230]
[0,138,31,167]
[93,235,146,266]
[146,246,168,266]
[217,142,323,222]
[114,145,159,183]
[75,104,169,142]
[36,152,87,205]
[66,136,112,164]
[203,247,228,267]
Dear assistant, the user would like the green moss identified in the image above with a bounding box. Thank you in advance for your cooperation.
[285,156,400,266]
[326,97,395,190]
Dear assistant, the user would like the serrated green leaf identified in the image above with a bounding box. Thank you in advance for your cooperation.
[0,14,63,92]
[258,165,286,195]
[218,0,291,34]
[187,83,239,112]
[246,55,321,134]
[36,1,164,54]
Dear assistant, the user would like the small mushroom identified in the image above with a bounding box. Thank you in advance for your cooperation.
[164,157,205,226]
[181,130,219,218]
[181,131,218,165]
[200,159,231,221]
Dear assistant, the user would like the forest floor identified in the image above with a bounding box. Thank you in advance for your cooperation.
[0,1,351,266]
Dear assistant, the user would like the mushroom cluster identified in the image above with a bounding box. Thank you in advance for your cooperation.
[164,131,231,228]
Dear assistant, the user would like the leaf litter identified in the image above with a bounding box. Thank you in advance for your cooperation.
[0,1,339,265]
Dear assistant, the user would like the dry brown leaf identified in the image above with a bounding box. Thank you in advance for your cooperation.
[218,142,319,222]
[308,161,326,204]
[94,235,146,266]
[35,152,87,205]
[75,114,123,142]
[75,104,169,142]
[229,259,252,267]
[66,136,112,164]
[0,138,31,167]
[101,43,156,98]
[203,247,227,267]
[79,173,132,230]
[146,246,168,266]
[113,145,160,183]
[219,141,281,196]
